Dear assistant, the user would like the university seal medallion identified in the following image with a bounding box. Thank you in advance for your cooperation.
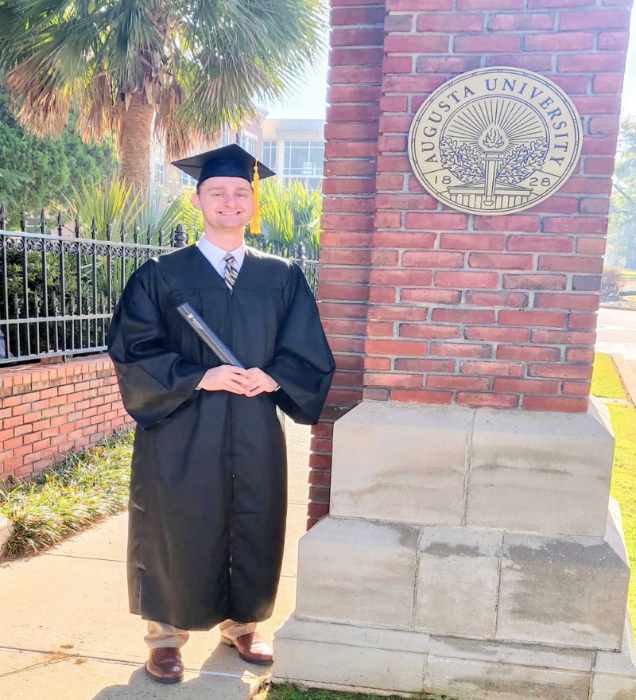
[408,67,582,215]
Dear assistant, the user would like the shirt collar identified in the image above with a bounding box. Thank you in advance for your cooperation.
[196,235,246,266]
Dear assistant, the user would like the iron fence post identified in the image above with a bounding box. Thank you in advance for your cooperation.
[173,224,186,248]
[294,242,307,271]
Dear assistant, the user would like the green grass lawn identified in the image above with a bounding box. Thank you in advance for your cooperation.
[609,402,636,624]
[592,353,629,401]
[592,353,636,631]
[256,684,451,700]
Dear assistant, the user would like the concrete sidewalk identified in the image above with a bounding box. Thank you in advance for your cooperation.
[0,422,311,700]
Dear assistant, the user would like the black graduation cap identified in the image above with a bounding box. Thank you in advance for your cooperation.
[172,144,274,234]
[172,143,276,184]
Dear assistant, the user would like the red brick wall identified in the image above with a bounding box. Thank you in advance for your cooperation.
[0,355,132,483]
[309,0,633,527]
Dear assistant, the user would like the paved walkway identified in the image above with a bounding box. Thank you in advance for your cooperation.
[0,422,311,699]
[597,307,636,361]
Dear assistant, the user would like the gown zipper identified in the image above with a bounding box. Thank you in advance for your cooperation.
[228,284,235,582]
[228,285,234,477]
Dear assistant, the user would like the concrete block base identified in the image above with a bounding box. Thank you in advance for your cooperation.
[330,399,615,537]
[292,509,630,652]
[273,616,636,700]
[275,400,634,698]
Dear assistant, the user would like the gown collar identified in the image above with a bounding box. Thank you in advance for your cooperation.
[186,242,255,290]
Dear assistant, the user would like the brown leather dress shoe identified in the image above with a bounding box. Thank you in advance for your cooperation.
[145,647,185,683]
[221,631,273,666]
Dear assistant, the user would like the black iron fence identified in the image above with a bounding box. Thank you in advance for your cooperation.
[244,233,320,293]
[0,208,319,366]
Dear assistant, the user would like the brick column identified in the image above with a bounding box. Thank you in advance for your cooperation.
[311,0,631,525]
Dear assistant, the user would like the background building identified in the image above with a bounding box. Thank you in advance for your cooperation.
[261,119,325,191]
[150,116,326,201]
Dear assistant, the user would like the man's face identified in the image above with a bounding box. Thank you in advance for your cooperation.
[191,176,254,230]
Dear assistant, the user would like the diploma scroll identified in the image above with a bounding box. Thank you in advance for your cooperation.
[176,302,245,369]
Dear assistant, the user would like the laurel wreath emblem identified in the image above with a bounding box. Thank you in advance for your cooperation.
[497,139,549,184]
[439,136,549,186]
[439,138,485,184]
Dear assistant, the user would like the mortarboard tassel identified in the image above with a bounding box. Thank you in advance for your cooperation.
[250,160,261,235]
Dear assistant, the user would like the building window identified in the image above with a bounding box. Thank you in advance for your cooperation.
[283,140,325,189]
[262,140,278,170]
[239,130,257,155]
[222,130,233,146]
[154,161,165,185]
[180,171,197,190]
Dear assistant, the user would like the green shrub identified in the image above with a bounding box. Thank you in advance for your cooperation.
[0,428,133,558]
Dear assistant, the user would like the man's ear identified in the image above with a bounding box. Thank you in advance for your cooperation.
[191,191,201,210]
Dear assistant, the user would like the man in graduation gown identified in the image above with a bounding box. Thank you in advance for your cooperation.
[106,144,335,684]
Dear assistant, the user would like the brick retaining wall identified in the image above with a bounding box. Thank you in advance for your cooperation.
[0,355,132,483]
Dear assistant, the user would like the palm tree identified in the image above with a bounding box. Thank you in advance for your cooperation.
[0,1,325,191]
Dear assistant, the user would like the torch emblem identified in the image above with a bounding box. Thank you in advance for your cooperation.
[479,126,508,206]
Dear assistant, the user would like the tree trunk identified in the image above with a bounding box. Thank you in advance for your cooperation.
[120,93,155,193]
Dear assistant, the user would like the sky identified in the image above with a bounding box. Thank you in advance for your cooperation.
[264,16,636,121]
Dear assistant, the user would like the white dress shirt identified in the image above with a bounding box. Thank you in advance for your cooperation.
[192,236,280,392]
[195,235,245,279]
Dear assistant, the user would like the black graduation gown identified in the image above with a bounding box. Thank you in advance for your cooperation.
[106,244,335,630]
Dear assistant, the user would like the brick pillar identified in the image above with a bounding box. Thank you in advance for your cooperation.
[310,0,631,526]
[280,1,636,697]
[310,0,386,525]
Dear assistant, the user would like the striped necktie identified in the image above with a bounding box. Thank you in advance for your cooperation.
[223,253,238,292]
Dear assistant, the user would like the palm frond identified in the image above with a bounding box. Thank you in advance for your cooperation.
[66,174,142,237]
[4,56,73,136]
[136,190,197,241]
[0,0,327,177]
[76,71,116,144]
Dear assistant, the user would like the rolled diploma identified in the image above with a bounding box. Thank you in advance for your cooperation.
[175,302,245,369]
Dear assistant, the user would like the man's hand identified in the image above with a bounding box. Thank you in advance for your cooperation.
[197,366,252,394]
[244,368,279,397]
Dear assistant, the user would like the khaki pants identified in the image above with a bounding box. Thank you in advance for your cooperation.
[145,619,258,650]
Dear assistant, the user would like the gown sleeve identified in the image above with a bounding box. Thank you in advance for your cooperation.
[106,261,208,431]
[262,263,336,425]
